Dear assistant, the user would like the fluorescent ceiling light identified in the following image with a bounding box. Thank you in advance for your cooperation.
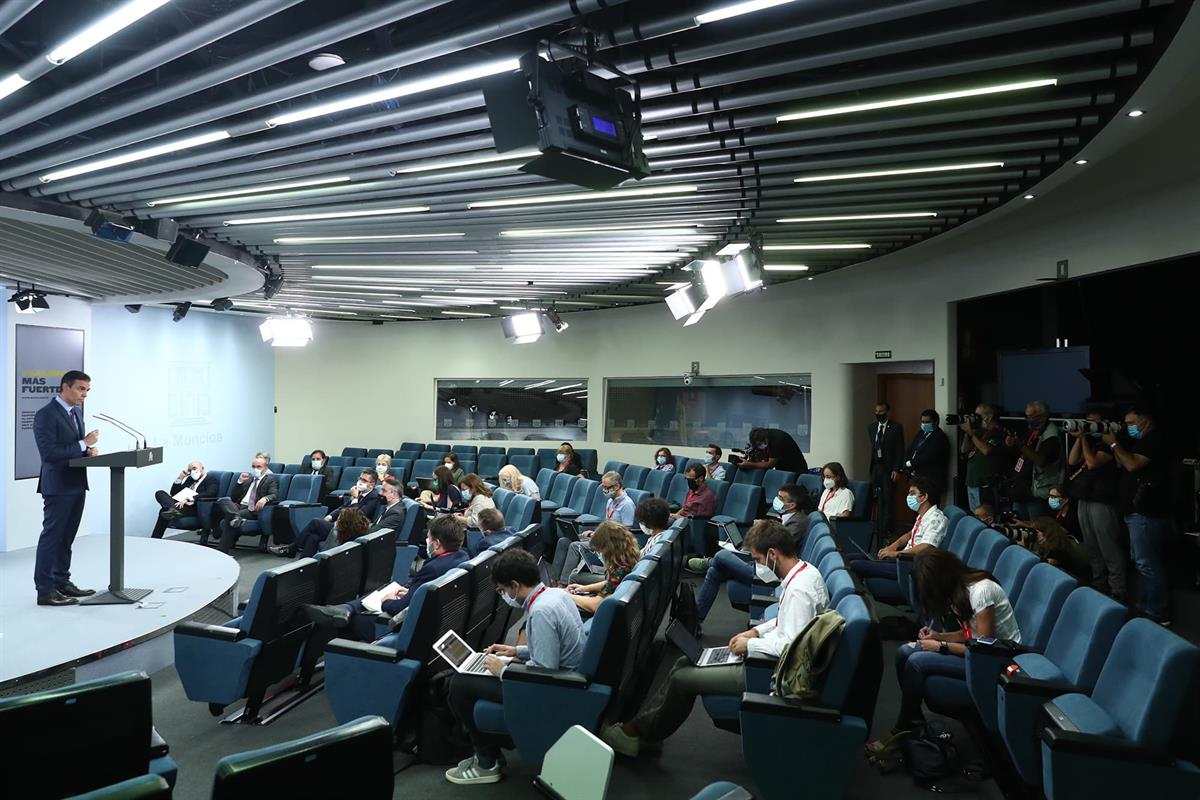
[695,0,793,25]
[498,380,514,386]
[267,57,520,127]
[716,242,749,256]
[563,389,588,396]
[795,162,1004,183]
[46,0,171,65]
[421,295,496,304]
[499,305,546,311]
[259,316,313,347]
[763,243,871,250]
[148,176,350,206]
[524,380,555,389]
[545,383,583,393]
[469,184,698,209]
[1126,109,1145,117]
[776,212,937,222]
[224,206,428,225]
[41,129,231,183]
[441,310,493,317]
[0,73,30,102]
[777,78,1057,123]
[392,149,540,174]
[501,224,702,238]
[764,264,810,272]
[274,233,464,244]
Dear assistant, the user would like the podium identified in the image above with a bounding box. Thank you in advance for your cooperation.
[69,447,164,605]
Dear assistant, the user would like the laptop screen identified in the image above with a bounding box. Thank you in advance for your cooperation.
[434,631,473,668]
[720,520,743,547]
[537,557,552,587]
[665,620,702,663]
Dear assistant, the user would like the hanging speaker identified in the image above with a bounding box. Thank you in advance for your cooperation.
[165,235,209,267]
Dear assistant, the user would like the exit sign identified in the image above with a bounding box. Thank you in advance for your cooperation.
[874,350,892,360]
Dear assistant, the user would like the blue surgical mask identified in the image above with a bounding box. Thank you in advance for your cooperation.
[311,460,323,469]
[461,489,471,502]
[656,455,667,465]
[921,422,934,433]
[703,453,715,464]
[906,494,921,512]
[556,453,566,463]
[251,467,263,479]
[1127,424,1142,439]
[1048,497,1063,511]
[771,496,785,513]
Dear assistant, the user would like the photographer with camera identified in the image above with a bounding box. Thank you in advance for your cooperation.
[958,403,1008,512]
[736,426,808,474]
[1026,516,1092,586]
[1002,400,1063,520]
[1066,408,1126,603]
[1103,406,1171,625]
[903,410,950,501]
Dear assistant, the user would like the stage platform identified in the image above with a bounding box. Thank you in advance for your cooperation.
[0,536,239,695]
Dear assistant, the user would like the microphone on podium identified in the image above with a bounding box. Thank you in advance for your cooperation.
[94,413,146,450]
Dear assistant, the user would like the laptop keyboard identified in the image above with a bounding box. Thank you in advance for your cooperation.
[464,654,489,674]
[705,646,731,663]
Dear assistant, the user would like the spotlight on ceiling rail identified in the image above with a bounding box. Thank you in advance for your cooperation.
[9,287,49,314]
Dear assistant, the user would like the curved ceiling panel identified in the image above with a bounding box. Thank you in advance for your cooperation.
[0,0,1190,321]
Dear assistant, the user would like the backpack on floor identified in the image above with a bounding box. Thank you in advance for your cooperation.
[903,720,961,782]
[412,669,473,766]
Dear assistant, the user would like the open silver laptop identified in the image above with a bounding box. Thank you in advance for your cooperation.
[666,620,743,668]
[711,518,745,549]
[433,629,497,677]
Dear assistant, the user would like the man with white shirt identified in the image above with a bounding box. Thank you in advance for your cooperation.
[212,452,279,552]
[601,519,828,756]
[849,474,948,603]
[689,484,810,627]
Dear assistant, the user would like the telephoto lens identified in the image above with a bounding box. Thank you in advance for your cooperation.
[945,413,980,426]
[1061,419,1121,434]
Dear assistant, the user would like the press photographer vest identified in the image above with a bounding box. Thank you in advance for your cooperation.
[1031,422,1064,499]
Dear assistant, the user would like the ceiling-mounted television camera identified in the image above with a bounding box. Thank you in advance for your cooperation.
[483,52,650,190]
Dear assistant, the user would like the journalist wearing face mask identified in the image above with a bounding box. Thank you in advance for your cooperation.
[555,444,581,475]
[848,475,949,596]
[212,453,279,553]
[150,459,219,539]
[902,409,950,502]
[959,403,1006,512]
[1066,407,1125,602]
[816,461,855,519]
[600,520,829,760]
[550,470,634,585]
[1101,406,1172,624]
[442,452,466,483]
[701,443,727,481]
[670,465,717,522]
[373,453,392,481]
[307,449,337,497]
[653,447,676,472]
[1003,400,1063,520]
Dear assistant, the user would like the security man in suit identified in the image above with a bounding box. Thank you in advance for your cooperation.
[150,460,219,539]
[869,401,907,540]
[904,408,951,503]
[33,370,98,606]
[308,449,337,498]
[212,452,279,553]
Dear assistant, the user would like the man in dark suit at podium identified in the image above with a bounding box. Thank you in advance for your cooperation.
[869,402,906,540]
[33,370,98,606]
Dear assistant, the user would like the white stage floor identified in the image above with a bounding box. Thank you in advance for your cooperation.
[0,536,239,690]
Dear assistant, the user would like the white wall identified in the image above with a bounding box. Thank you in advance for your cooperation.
[2,304,275,552]
[274,91,1200,482]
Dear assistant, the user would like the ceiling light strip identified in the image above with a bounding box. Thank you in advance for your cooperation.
[777,78,1057,122]
[794,162,1004,183]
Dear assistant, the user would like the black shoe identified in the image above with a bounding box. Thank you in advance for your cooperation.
[38,591,79,606]
[160,508,183,520]
[230,516,245,529]
[58,581,95,598]
[303,604,350,629]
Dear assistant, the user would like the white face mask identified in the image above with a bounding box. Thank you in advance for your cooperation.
[639,523,653,537]
[426,538,437,556]
[754,552,778,583]
[311,460,323,469]
[461,489,472,502]
[190,469,202,481]
[500,591,523,609]
[823,477,836,490]
[251,467,263,479]
[376,465,387,475]
[356,481,367,492]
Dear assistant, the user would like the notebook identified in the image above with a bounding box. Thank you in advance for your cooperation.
[666,620,744,668]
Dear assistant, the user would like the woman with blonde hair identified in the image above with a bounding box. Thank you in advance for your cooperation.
[498,464,541,500]
[456,473,496,529]
[566,521,640,615]
[373,453,393,480]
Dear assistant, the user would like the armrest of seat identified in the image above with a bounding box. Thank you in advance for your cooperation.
[740,692,842,723]
[554,507,580,519]
[149,725,169,759]
[174,621,246,642]
[278,500,322,509]
[324,637,403,663]
[501,663,590,688]
[744,654,778,694]
[967,638,1031,659]
[1038,726,1175,766]
[998,671,1083,698]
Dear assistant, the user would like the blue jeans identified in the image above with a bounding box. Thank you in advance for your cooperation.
[696,549,754,622]
[967,486,981,513]
[1125,513,1170,621]
[894,642,965,729]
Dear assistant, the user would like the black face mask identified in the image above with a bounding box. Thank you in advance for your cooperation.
[687,479,700,491]
[875,413,887,423]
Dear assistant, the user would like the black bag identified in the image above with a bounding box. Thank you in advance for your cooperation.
[903,721,961,782]
[413,669,474,766]
[671,581,699,636]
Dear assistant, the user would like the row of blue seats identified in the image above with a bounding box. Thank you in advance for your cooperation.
[320,445,601,477]
[851,506,1200,799]
[165,472,327,549]
[323,521,689,763]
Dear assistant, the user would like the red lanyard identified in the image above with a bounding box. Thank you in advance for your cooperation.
[960,620,973,640]
[606,499,617,519]
[527,585,547,609]
[779,562,809,614]
[905,511,926,549]
[819,489,839,512]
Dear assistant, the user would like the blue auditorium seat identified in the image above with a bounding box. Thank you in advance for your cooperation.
[327,468,361,501]
[451,444,478,457]
[507,494,537,532]
[992,544,1040,605]
[275,474,325,541]
[507,447,535,456]
[601,460,627,477]
[479,446,507,456]
[641,469,671,498]
[66,774,171,799]
[536,448,560,473]
[212,716,392,799]
[673,456,692,477]
[174,559,319,722]
[690,782,752,800]
[736,594,883,800]
[760,469,797,512]
[665,473,690,509]
[554,478,601,522]
[0,670,177,796]
[366,448,393,459]
[477,453,506,480]
[324,569,471,729]
[424,444,451,453]
[621,464,650,489]
[326,456,351,468]
[711,482,763,530]
[341,447,367,458]
[574,448,598,475]
[1037,620,1200,800]
[534,467,557,499]
[797,473,822,497]
[397,441,425,453]
[408,458,439,484]
[226,473,293,550]
[997,588,1127,786]
[282,463,302,475]
[166,469,232,539]
[509,454,537,477]
[733,467,765,486]
[266,461,283,474]
[541,472,575,513]
[831,478,873,553]
[353,457,377,468]
[965,528,1009,572]
[683,479,730,556]
[492,487,515,515]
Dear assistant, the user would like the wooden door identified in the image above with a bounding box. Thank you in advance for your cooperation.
[878,373,935,530]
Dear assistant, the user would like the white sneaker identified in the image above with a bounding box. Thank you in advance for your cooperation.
[600,723,640,758]
[444,754,503,785]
